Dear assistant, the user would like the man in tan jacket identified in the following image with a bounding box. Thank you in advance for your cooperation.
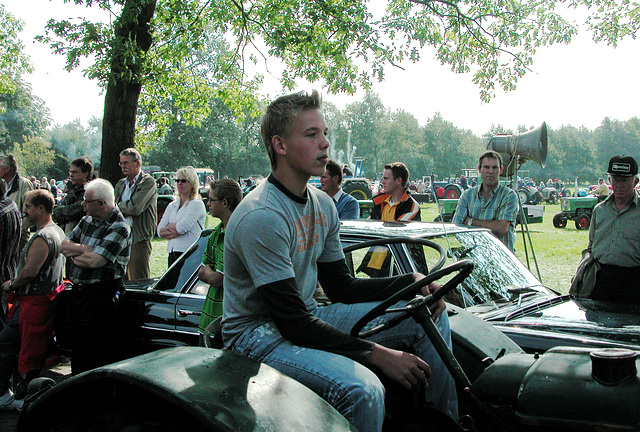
[114,148,157,280]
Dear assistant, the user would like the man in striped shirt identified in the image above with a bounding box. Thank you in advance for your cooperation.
[453,150,518,251]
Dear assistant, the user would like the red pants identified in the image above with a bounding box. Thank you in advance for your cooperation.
[17,295,56,376]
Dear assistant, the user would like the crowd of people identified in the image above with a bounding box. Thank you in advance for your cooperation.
[0,149,235,411]
[1,89,638,431]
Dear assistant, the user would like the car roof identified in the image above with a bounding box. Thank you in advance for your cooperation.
[339,220,490,240]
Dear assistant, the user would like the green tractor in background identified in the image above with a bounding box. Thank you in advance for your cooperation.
[553,196,598,230]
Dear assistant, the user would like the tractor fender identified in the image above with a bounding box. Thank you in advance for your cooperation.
[18,348,357,432]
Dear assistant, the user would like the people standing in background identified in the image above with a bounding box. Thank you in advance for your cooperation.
[114,148,157,280]
[53,157,93,234]
[157,166,206,267]
[197,179,243,341]
[0,190,66,410]
[0,154,34,251]
[319,159,359,220]
[61,179,131,374]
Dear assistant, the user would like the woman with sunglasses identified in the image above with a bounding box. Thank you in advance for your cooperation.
[157,166,207,266]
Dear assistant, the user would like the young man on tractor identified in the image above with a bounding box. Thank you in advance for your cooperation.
[221,90,457,432]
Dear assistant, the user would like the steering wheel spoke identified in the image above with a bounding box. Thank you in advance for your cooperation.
[351,260,475,338]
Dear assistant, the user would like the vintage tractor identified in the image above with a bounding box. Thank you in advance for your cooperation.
[553,196,598,230]
[18,261,640,432]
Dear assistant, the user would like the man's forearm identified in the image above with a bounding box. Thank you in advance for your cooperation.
[466,217,509,237]
[72,252,108,269]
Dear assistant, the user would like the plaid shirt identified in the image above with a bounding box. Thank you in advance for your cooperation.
[67,208,131,284]
[453,183,518,251]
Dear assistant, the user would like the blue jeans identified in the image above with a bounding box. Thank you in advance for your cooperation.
[230,301,458,432]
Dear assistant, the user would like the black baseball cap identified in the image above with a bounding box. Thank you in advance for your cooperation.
[607,155,638,177]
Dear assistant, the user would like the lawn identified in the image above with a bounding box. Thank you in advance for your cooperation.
[150,205,586,294]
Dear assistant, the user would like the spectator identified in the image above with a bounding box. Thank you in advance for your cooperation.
[459,175,468,190]
[197,179,243,340]
[370,162,421,221]
[114,148,157,280]
[49,179,59,199]
[453,150,519,252]
[0,181,21,325]
[0,154,34,251]
[0,190,66,410]
[319,159,359,220]
[157,177,173,195]
[582,156,640,303]
[40,177,50,192]
[416,179,426,194]
[222,91,456,431]
[61,179,132,374]
[592,178,610,201]
[53,157,93,234]
[157,166,206,267]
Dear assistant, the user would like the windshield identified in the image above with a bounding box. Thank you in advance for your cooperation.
[428,231,548,311]
[341,228,549,312]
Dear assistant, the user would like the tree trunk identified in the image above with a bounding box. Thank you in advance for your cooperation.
[99,0,157,186]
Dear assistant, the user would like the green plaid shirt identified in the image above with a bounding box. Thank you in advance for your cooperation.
[198,223,225,333]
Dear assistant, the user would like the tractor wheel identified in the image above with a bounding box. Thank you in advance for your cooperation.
[517,189,530,205]
[444,185,461,199]
[575,214,591,230]
[343,182,372,200]
[553,213,567,228]
[549,193,558,204]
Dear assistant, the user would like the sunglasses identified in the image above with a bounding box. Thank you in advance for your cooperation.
[176,179,190,183]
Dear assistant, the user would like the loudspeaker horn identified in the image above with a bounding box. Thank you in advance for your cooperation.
[487,122,548,177]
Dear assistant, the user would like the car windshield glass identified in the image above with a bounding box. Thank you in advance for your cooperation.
[153,237,207,293]
[427,231,547,310]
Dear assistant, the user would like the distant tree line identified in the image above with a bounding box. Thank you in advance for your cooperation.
[1,78,638,186]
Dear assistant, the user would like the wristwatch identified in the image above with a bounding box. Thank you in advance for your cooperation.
[467,218,474,226]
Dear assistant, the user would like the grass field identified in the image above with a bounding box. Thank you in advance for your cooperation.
[150,205,586,295]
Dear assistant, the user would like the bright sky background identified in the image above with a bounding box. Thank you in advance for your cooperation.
[4,0,640,136]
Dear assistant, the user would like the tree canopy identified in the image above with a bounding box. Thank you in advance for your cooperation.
[0,5,32,97]
[33,0,640,184]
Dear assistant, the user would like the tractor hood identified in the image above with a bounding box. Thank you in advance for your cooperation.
[488,296,640,352]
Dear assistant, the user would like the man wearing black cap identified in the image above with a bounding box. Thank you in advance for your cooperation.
[587,155,640,302]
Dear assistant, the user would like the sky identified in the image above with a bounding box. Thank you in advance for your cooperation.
[4,0,640,136]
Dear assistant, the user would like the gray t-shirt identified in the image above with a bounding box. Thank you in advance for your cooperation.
[222,177,344,347]
[16,223,66,296]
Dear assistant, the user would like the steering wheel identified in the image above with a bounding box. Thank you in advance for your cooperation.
[343,237,448,274]
[350,260,474,338]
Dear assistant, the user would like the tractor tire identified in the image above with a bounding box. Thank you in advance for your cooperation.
[549,193,558,205]
[517,189,530,205]
[575,214,591,230]
[553,213,567,228]
[444,185,462,199]
[343,182,372,200]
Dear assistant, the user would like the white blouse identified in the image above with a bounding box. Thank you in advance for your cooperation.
[157,198,207,253]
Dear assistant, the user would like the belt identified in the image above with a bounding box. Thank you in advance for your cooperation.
[73,278,123,291]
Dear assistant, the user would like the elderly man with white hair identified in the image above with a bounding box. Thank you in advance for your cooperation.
[61,178,132,375]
